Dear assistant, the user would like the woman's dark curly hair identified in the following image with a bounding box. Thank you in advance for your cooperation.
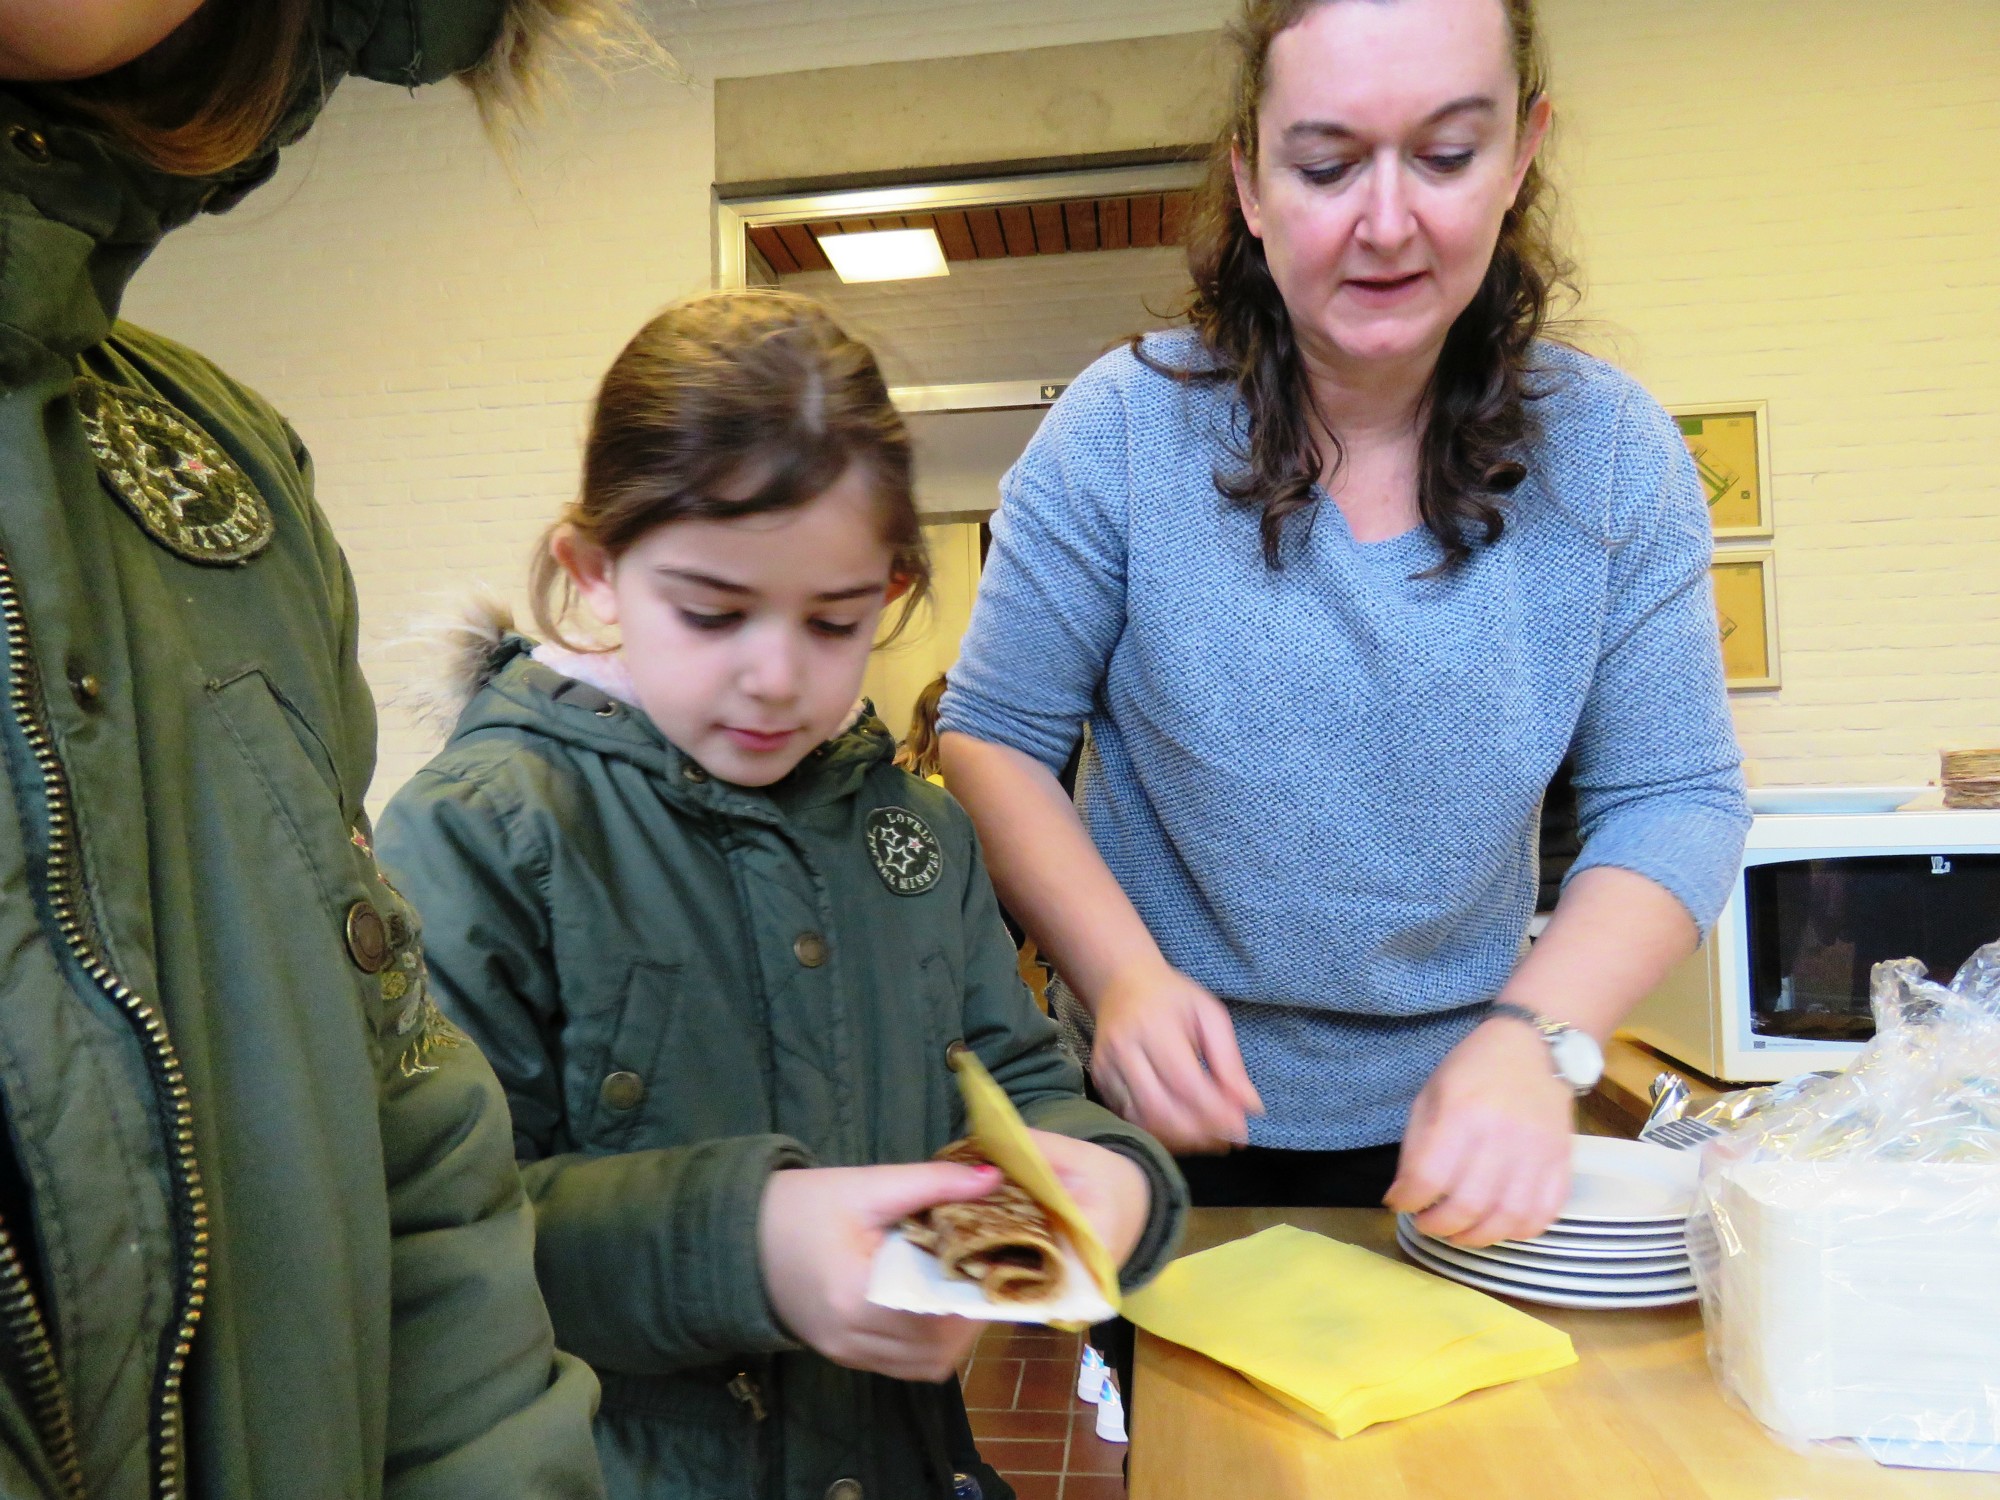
[1152,0,1573,569]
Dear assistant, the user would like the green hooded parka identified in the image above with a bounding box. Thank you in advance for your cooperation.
[376,635,1189,1500]
[0,6,605,1497]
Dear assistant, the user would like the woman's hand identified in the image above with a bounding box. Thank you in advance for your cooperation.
[1384,1018,1575,1247]
[1089,960,1264,1155]
[757,1160,997,1381]
[1029,1129,1151,1268]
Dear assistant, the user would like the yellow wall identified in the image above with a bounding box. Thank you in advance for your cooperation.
[865,521,984,739]
[1543,0,2000,786]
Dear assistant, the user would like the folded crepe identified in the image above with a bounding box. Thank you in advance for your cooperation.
[902,1139,1064,1304]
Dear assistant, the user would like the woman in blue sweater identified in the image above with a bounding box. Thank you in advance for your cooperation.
[940,0,1750,1243]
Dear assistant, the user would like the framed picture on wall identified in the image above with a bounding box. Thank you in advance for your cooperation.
[1712,548,1780,690]
[1673,401,1771,539]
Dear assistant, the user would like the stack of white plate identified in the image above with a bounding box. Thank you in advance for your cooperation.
[1395,1136,1699,1309]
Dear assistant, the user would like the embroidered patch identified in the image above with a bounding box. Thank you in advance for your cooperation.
[866,806,943,896]
[73,376,274,565]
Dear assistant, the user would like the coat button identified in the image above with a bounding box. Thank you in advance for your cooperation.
[682,763,708,783]
[792,931,827,968]
[66,666,103,711]
[600,1071,645,1111]
[943,1039,969,1070]
[7,126,50,164]
[824,1482,862,1500]
[344,902,390,974]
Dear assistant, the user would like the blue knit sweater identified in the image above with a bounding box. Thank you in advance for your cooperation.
[939,331,1751,1150]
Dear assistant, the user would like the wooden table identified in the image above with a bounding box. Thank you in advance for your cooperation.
[1129,1208,1992,1499]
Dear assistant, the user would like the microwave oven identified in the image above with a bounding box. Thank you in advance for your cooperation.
[1623,808,2000,1083]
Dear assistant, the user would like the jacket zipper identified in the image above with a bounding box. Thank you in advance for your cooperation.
[0,546,209,1500]
[0,1216,83,1498]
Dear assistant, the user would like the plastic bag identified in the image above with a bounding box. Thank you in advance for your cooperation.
[1688,939,2000,1472]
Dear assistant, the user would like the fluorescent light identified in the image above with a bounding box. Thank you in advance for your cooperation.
[819,227,950,284]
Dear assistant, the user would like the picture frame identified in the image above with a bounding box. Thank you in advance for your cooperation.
[1672,401,1771,539]
[1711,548,1781,691]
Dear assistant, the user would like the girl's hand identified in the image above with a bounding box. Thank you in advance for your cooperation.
[757,1161,997,1381]
[1089,960,1264,1155]
[1028,1129,1151,1269]
[1384,1018,1575,1247]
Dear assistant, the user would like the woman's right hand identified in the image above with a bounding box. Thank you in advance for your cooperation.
[757,1161,996,1382]
[1089,961,1264,1155]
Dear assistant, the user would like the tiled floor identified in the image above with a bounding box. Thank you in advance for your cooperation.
[963,1325,1126,1500]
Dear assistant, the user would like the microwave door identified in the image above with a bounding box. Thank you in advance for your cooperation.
[1744,852,2000,1045]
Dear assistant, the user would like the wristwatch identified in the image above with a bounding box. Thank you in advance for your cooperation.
[1488,1002,1605,1095]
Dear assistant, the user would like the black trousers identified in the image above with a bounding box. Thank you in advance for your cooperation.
[1091,1141,1404,1424]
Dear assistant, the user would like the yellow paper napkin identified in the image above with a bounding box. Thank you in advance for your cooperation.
[952,1050,1122,1310]
[1123,1224,1576,1438]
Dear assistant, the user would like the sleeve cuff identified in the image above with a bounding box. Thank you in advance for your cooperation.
[1566,801,1751,937]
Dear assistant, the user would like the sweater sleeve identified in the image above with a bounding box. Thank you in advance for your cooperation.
[937,360,1134,770]
[949,814,1188,1289]
[377,766,810,1379]
[1564,390,1752,933]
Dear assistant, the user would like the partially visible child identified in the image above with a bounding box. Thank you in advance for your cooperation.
[896,672,951,782]
[377,290,1187,1500]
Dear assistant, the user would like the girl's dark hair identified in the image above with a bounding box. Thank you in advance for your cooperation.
[894,673,949,778]
[1155,0,1573,569]
[47,0,313,177]
[532,288,929,649]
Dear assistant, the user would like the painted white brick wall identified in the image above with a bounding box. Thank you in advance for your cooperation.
[1546,0,2000,788]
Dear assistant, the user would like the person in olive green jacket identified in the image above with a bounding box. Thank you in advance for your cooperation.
[376,291,1190,1500]
[0,2,615,1496]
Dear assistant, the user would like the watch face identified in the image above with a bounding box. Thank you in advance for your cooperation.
[1549,1028,1605,1089]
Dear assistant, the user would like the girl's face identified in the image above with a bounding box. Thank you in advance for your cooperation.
[1235,0,1550,387]
[562,463,901,787]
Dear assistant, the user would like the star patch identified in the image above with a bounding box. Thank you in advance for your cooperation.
[865,806,943,896]
[74,376,274,566]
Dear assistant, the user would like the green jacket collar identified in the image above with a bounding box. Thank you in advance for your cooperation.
[455,635,900,822]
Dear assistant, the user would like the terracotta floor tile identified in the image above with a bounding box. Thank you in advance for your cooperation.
[985,1324,1080,1360]
[1002,1473,1061,1500]
[978,1436,1066,1475]
[1015,1357,1082,1411]
[961,1358,1023,1410]
[970,1408,1069,1441]
[1058,1474,1127,1499]
[1064,1410,1127,1474]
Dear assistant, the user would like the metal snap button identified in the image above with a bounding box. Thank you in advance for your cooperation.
[344,902,390,974]
[792,931,827,968]
[943,1039,969,1070]
[600,1071,645,1112]
[682,763,708,783]
[824,1481,863,1500]
[594,702,618,718]
[66,665,103,711]
[8,126,50,165]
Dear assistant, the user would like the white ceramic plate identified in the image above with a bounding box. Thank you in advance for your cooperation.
[1559,1137,1699,1225]
[1446,1235,1689,1276]
[1745,785,1928,815]
[1399,1226,1694,1294]
[1500,1230,1686,1258]
[1396,1225,1698,1310]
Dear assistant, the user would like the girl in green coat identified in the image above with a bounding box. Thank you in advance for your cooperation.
[376,290,1189,1500]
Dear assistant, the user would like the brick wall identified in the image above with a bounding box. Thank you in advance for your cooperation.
[1547,0,2000,786]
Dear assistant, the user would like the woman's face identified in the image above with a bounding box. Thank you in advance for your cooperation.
[1235,0,1551,387]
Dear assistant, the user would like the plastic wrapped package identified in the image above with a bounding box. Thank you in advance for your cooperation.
[1688,940,2000,1472]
